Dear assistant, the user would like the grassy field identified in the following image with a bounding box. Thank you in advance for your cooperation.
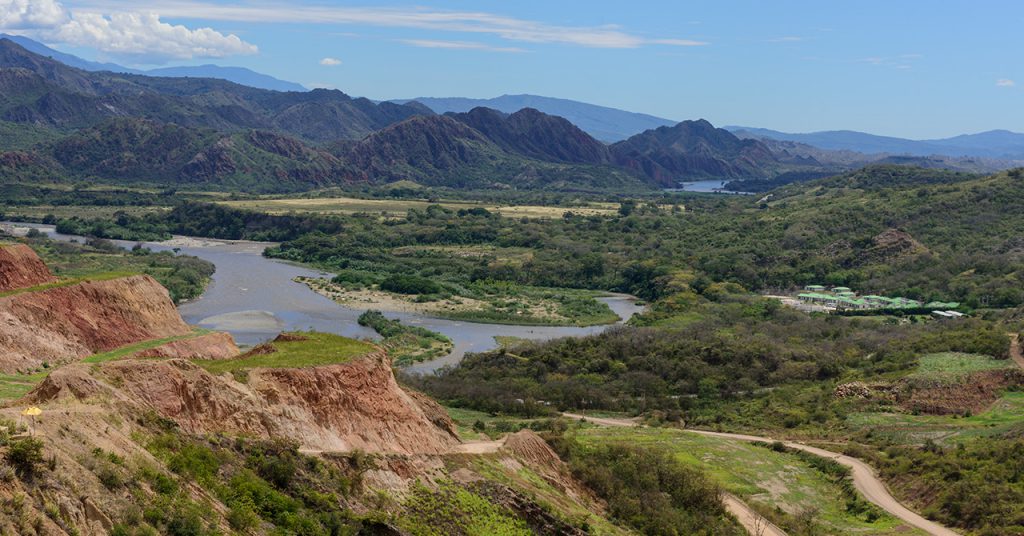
[912,352,1015,379]
[0,370,49,401]
[576,427,922,535]
[0,204,169,221]
[847,391,1024,444]
[443,406,574,441]
[219,196,623,219]
[83,329,212,364]
[195,331,375,374]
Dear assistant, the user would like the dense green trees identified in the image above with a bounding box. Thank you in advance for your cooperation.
[549,436,740,535]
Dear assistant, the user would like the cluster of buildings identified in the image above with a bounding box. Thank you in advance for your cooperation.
[796,285,961,315]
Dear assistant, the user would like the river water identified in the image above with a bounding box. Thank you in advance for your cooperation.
[2,223,643,373]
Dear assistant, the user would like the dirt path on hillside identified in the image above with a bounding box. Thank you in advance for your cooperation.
[723,493,787,536]
[564,413,960,536]
[561,412,641,427]
[451,439,505,454]
[1009,334,1024,369]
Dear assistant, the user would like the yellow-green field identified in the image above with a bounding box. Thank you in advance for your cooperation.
[577,427,922,535]
[218,196,624,219]
[0,205,170,220]
[194,331,376,374]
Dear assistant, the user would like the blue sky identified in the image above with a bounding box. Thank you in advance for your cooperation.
[2,0,1021,138]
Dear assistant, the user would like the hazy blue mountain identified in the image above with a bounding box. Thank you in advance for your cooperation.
[0,34,136,73]
[144,65,306,92]
[730,126,1024,160]
[398,94,676,142]
[0,34,305,92]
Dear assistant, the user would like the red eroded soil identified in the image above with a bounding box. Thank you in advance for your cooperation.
[0,243,56,291]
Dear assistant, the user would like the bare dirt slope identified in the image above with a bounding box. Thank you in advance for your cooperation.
[0,274,191,372]
[0,243,56,291]
[25,350,460,455]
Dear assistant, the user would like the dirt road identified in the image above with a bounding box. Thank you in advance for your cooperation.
[1009,334,1024,369]
[723,493,787,536]
[565,413,960,536]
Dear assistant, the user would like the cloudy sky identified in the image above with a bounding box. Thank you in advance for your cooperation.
[1,0,1020,138]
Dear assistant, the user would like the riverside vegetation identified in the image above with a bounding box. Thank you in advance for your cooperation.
[6,164,1024,534]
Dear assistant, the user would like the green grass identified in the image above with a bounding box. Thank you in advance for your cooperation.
[83,329,212,364]
[576,427,921,535]
[0,271,138,298]
[0,329,213,401]
[913,352,1014,379]
[444,406,568,441]
[195,332,375,374]
[399,481,533,536]
[847,391,1024,444]
[0,370,50,400]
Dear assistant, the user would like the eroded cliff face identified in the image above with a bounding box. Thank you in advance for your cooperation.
[0,243,56,291]
[134,332,239,360]
[0,274,191,372]
[28,351,460,455]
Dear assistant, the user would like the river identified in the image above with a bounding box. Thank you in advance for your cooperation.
[2,223,643,373]
[666,179,753,194]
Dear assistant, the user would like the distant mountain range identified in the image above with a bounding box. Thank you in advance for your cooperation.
[0,34,306,92]
[729,126,1024,160]
[396,95,677,142]
[2,35,1017,194]
[0,37,796,192]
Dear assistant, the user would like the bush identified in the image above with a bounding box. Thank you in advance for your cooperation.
[379,274,441,295]
[5,438,44,478]
[551,437,734,535]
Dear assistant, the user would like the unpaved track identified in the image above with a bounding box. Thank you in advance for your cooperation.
[451,439,504,454]
[1009,334,1024,369]
[564,413,960,536]
[723,493,787,536]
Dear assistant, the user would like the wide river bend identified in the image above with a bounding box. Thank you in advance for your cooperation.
[4,223,643,373]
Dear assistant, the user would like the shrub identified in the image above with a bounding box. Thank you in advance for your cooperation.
[379,274,441,295]
[5,438,44,478]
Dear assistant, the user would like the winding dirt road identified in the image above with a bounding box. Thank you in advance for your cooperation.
[563,413,960,536]
[1009,334,1024,369]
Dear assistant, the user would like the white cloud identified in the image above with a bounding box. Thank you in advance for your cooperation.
[1,0,256,62]
[0,0,68,29]
[399,39,524,53]
[51,11,257,61]
[768,36,803,43]
[319,57,341,66]
[997,79,1016,87]
[75,2,708,49]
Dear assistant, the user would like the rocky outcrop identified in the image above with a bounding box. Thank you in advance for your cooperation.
[863,228,929,263]
[0,243,56,291]
[29,351,459,455]
[0,275,190,372]
[134,332,239,360]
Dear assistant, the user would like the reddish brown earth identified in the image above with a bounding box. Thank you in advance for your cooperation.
[0,274,190,372]
[0,243,56,291]
[27,350,460,455]
[134,332,239,360]
[901,368,1024,415]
